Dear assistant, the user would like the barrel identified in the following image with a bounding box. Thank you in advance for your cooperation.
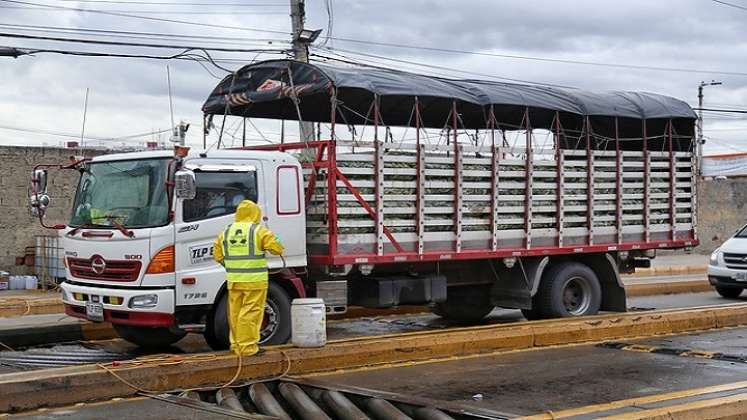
[291,298,326,348]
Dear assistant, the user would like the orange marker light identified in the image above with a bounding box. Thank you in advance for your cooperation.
[146,245,175,274]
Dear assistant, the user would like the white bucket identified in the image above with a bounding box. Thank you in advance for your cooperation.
[291,298,326,348]
[25,276,38,290]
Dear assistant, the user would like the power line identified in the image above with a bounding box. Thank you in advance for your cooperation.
[711,0,747,12]
[313,46,574,88]
[54,0,286,5]
[318,35,747,78]
[0,31,291,53]
[0,22,289,46]
[0,123,172,142]
[696,107,747,114]
[0,0,291,36]
[0,5,286,14]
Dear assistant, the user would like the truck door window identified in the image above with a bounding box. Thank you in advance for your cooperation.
[182,171,258,222]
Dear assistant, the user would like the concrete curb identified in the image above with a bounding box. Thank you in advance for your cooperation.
[628,265,707,278]
[0,280,715,349]
[3,304,747,413]
[0,321,115,349]
[0,297,64,318]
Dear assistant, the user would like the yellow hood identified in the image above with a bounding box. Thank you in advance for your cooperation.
[235,200,261,223]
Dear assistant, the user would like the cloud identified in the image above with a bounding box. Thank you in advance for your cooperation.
[0,0,745,153]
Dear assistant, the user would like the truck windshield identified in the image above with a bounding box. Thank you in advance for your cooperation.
[736,225,747,238]
[70,158,170,228]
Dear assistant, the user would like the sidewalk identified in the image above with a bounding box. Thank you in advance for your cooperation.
[0,313,114,349]
[0,290,64,318]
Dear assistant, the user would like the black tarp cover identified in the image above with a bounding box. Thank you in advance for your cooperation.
[202,59,697,133]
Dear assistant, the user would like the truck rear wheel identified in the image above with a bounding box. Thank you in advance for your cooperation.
[533,262,601,319]
[431,286,494,323]
[204,282,293,351]
[715,286,743,299]
[113,325,186,348]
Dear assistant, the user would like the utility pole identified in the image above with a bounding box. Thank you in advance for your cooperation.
[289,0,319,142]
[697,80,722,176]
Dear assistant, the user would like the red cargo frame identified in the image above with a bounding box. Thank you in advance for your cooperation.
[244,101,698,267]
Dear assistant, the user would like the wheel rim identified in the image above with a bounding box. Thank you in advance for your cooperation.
[562,276,592,315]
[259,299,279,343]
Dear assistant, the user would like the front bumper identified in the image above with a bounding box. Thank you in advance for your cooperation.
[708,265,747,289]
[61,281,175,327]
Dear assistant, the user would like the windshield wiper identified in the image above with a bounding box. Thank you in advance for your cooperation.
[67,223,108,237]
[105,214,135,238]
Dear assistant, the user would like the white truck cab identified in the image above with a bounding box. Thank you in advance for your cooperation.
[57,148,307,347]
[708,224,747,299]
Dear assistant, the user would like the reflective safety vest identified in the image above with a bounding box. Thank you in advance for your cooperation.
[222,222,268,283]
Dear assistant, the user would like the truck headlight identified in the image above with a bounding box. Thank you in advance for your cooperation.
[129,294,158,308]
[710,249,722,266]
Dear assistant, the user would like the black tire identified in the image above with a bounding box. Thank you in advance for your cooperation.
[204,282,293,351]
[113,324,186,348]
[521,308,542,321]
[533,262,602,319]
[431,286,494,323]
[716,286,743,299]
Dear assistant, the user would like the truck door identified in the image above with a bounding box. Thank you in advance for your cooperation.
[173,163,261,309]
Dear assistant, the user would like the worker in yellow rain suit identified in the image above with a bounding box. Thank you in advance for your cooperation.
[213,200,284,355]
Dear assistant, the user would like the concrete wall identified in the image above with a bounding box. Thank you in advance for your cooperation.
[696,178,747,254]
[0,146,742,273]
[0,146,103,274]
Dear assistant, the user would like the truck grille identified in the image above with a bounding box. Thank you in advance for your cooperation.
[68,256,142,282]
[723,253,747,270]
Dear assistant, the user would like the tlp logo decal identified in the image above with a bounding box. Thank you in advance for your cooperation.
[189,244,214,265]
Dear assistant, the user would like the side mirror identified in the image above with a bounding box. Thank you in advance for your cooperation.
[174,169,197,200]
[29,169,50,217]
[32,169,48,194]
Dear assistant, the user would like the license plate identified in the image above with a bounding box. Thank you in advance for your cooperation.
[85,302,104,322]
[735,273,747,282]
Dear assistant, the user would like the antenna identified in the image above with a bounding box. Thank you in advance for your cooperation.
[80,87,89,148]
[166,65,175,133]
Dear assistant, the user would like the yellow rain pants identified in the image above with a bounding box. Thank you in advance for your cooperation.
[227,282,268,355]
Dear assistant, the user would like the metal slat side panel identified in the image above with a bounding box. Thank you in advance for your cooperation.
[417,144,426,255]
[557,150,565,247]
[375,139,384,256]
[491,144,500,251]
[455,144,463,252]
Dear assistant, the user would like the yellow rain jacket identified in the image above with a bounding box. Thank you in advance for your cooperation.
[213,200,284,283]
[213,200,284,355]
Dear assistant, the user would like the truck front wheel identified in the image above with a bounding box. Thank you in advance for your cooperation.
[431,286,494,323]
[533,262,601,319]
[204,282,293,351]
[715,286,743,299]
[113,325,186,348]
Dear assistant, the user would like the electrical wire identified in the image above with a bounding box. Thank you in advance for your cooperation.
[0,23,289,45]
[312,47,574,88]
[54,0,286,5]
[711,0,747,12]
[0,5,286,14]
[0,123,173,143]
[0,31,291,53]
[320,35,747,78]
[0,0,291,36]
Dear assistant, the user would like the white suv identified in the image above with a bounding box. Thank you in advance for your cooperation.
[708,224,747,299]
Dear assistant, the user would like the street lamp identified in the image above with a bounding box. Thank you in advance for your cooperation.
[697,80,723,176]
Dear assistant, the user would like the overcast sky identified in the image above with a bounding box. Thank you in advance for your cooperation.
[1,0,746,154]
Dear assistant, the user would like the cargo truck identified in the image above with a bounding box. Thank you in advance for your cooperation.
[29,60,699,348]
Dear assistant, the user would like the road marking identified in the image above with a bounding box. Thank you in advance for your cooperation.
[518,381,747,419]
